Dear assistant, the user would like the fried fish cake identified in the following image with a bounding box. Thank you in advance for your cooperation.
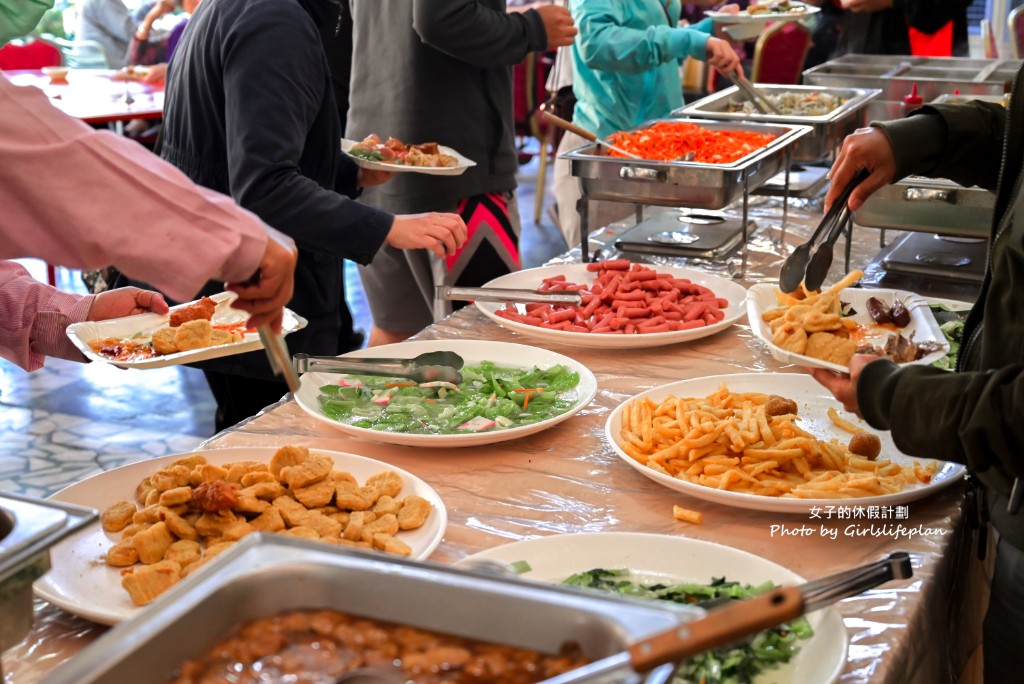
[152,327,179,355]
[174,319,213,351]
[805,331,857,366]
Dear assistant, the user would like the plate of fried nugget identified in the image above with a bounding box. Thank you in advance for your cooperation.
[67,291,307,369]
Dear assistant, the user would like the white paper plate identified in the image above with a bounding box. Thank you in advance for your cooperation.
[34,446,448,625]
[293,340,598,448]
[460,532,848,684]
[746,284,949,373]
[606,373,966,514]
[475,264,748,349]
[66,291,307,370]
[707,3,819,40]
[341,138,477,176]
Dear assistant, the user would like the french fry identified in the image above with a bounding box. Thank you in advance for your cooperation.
[673,505,703,525]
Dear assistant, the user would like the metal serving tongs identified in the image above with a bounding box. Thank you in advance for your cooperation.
[778,168,870,293]
[436,285,583,306]
[728,72,782,116]
[293,352,464,385]
[533,551,912,684]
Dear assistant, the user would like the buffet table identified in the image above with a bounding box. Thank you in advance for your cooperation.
[4,196,988,684]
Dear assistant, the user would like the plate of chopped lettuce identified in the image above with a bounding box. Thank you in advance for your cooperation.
[460,532,848,684]
[293,340,598,447]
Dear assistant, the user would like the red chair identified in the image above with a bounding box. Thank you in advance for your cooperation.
[1009,5,1024,59]
[750,21,812,85]
[0,37,62,70]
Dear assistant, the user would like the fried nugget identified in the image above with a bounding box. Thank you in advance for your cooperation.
[122,560,182,606]
[366,471,403,499]
[398,496,432,530]
[772,324,808,355]
[132,521,175,564]
[293,478,336,508]
[164,539,202,568]
[765,395,799,418]
[105,539,139,567]
[160,508,198,541]
[210,329,241,346]
[250,506,286,533]
[169,296,216,327]
[280,455,333,489]
[269,445,310,478]
[102,500,137,533]
[360,513,399,543]
[174,319,213,351]
[372,533,412,557]
[151,327,179,355]
[805,331,857,366]
[159,486,193,507]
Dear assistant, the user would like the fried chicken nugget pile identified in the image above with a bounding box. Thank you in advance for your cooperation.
[101,446,433,606]
[761,272,863,366]
[153,297,243,355]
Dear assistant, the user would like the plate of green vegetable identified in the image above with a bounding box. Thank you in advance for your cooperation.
[293,340,598,447]
[460,532,848,684]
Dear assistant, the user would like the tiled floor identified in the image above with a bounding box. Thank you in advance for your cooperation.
[0,157,565,497]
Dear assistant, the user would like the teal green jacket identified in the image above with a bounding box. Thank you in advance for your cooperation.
[861,63,1024,550]
[569,0,712,139]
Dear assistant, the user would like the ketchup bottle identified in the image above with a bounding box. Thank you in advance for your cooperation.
[903,83,924,117]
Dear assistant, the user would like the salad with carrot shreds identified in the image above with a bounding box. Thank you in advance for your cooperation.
[316,362,580,434]
[606,121,776,164]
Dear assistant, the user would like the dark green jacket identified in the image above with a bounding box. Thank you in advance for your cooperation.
[859,63,1024,551]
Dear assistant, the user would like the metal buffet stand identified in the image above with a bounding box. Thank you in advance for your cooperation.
[562,119,811,267]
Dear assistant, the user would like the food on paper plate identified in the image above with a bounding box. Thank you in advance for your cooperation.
[494,260,729,334]
[761,271,945,367]
[605,121,777,163]
[617,383,936,499]
[349,134,459,168]
[316,361,581,434]
[563,568,813,684]
[169,608,589,684]
[747,0,809,15]
[86,296,246,362]
[102,446,433,605]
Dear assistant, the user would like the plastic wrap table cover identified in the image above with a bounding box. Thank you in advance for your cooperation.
[3,196,986,684]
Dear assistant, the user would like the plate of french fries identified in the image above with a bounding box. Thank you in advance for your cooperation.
[606,372,965,513]
[746,271,948,373]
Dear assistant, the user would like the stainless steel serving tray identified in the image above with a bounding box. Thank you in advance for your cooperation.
[44,534,698,684]
[676,85,881,162]
[562,118,811,209]
[804,54,1023,102]
[0,493,96,658]
[853,176,994,237]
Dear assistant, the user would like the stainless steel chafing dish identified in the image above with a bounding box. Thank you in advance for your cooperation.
[0,492,96,675]
[674,85,881,163]
[803,54,1023,103]
[44,534,698,684]
[562,118,812,208]
[853,176,994,237]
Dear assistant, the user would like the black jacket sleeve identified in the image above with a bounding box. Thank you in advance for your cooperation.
[222,10,391,265]
[412,0,548,68]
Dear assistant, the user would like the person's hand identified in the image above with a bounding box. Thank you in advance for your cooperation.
[705,36,742,77]
[386,213,468,258]
[536,5,577,48]
[87,287,169,322]
[142,63,167,84]
[824,126,897,213]
[357,168,395,189]
[137,0,175,40]
[808,353,877,417]
[843,0,894,13]
[225,227,298,332]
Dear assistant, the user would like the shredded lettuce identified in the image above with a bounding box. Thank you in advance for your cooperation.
[562,568,813,684]
[316,362,580,435]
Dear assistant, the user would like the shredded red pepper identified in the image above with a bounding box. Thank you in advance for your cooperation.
[606,121,776,164]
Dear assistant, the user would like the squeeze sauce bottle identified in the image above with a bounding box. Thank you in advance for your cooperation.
[903,83,924,117]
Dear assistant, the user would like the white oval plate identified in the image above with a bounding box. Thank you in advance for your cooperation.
[475,264,748,349]
[460,532,848,684]
[707,3,819,40]
[293,340,597,448]
[606,372,965,514]
[34,446,447,625]
[746,284,950,373]
[341,138,476,176]
[65,291,307,370]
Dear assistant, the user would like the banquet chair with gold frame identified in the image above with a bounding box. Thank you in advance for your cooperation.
[750,20,813,85]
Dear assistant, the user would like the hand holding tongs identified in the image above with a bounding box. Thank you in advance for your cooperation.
[778,168,870,293]
[728,72,782,116]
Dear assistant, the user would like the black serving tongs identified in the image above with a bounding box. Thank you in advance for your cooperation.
[779,168,870,293]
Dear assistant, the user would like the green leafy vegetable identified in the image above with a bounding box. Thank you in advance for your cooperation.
[562,568,813,684]
[316,361,580,435]
[929,304,968,371]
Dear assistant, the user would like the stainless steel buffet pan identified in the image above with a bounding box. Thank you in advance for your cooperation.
[803,54,1023,102]
[0,493,96,655]
[44,534,699,684]
[562,118,811,209]
[853,176,994,237]
[675,84,881,162]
